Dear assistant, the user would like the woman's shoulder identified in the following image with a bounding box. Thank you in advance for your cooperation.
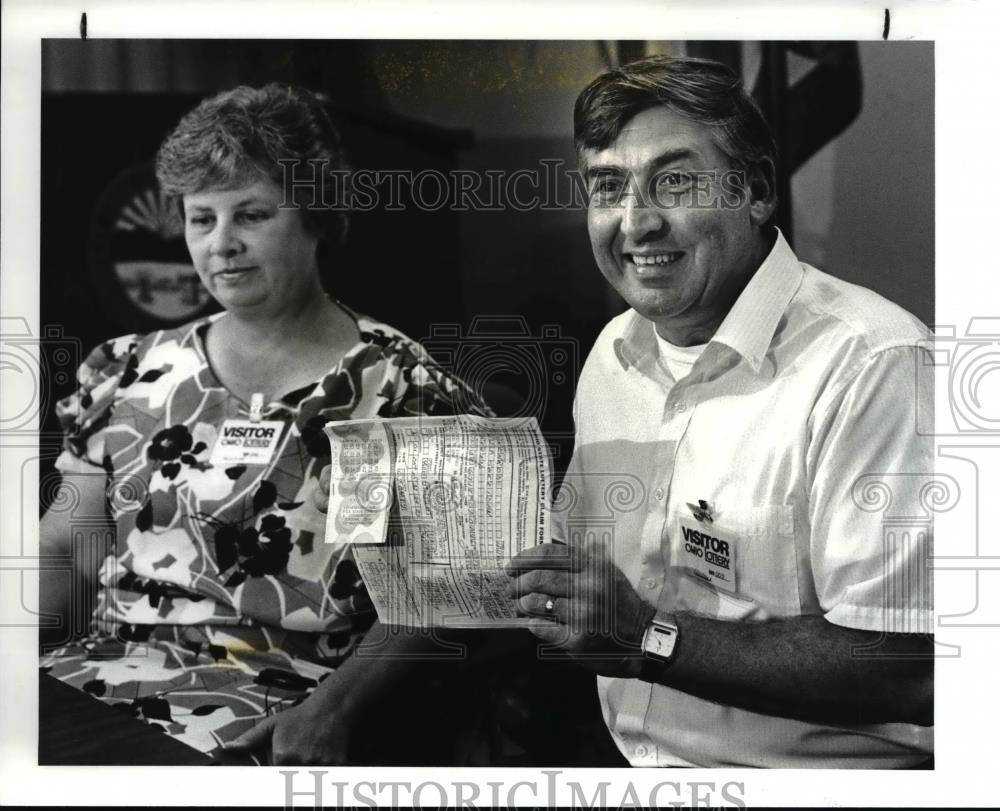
[67,316,214,407]
[350,313,438,367]
[347,311,494,418]
[80,332,144,375]
[353,313,421,348]
[86,315,211,362]
[133,314,217,355]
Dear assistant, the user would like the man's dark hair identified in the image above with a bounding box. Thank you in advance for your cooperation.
[574,55,776,172]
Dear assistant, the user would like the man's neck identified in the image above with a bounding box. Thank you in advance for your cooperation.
[654,318,721,348]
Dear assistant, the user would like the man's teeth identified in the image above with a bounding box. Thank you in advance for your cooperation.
[631,253,682,266]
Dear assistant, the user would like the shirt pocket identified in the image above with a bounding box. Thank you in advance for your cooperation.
[729,503,801,616]
[677,504,801,620]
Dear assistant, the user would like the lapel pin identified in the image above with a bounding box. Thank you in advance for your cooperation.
[687,499,714,523]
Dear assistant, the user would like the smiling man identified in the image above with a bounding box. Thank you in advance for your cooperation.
[506,56,933,768]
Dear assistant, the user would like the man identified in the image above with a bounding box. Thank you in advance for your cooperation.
[505,55,933,768]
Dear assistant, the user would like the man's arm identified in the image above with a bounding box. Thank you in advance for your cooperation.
[644,612,932,726]
[506,542,932,727]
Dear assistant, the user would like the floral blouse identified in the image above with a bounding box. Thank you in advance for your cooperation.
[55,308,491,662]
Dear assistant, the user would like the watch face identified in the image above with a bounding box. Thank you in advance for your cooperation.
[644,622,679,660]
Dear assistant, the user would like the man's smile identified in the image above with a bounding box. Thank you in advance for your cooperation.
[624,251,686,278]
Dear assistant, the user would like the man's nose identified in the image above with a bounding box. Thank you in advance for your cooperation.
[621,193,666,242]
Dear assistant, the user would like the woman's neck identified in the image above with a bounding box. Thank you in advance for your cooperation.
[219,286,354,352]
[204,291,361,403]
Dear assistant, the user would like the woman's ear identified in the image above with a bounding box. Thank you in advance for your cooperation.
[747,156,778,227]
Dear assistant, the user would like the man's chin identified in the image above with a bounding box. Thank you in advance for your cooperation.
[623,293,683,323]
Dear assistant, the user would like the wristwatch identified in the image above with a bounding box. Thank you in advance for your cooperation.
[639,612,680,682]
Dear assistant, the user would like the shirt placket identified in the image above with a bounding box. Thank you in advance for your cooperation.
[623,367,698,765]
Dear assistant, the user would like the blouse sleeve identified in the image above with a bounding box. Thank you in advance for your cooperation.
[55,334,142,474]
[389,337,496,419]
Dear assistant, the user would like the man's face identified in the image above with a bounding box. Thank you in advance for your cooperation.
[583,106,774,344]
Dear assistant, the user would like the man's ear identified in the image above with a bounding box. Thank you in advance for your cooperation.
[746,156,778,226]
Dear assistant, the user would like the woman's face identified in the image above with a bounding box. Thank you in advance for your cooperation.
[183,178,321,317]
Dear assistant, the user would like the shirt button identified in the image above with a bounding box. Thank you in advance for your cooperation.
[634,744,649,758]
[654,487,664,501]
[675,402,687,413]
[643,578,658,590]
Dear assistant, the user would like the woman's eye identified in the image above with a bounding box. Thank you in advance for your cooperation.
[187,215,213,228]
[237,210,269,223]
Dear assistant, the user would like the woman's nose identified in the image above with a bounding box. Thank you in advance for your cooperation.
[210,220,243,257]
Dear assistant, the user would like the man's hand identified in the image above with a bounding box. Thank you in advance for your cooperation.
[504,542,655,678]
[223,699,350,765]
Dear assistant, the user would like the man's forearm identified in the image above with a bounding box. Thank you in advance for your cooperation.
[644,613,932,726]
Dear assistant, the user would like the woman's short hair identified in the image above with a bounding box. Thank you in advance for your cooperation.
[155,83,349,247]
[574,55,776,171]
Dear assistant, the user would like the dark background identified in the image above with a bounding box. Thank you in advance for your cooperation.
[40,39,935,482]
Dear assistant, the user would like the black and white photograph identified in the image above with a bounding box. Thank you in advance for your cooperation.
[1,1,997,807]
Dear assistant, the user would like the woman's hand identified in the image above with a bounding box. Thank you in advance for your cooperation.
[313,465,332,513]
[222,620,439,764]
[222,698,351,765]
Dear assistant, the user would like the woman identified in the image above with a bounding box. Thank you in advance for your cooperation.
[40,84,490,764]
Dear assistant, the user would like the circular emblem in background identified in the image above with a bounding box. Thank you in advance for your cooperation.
[89,162,216,328]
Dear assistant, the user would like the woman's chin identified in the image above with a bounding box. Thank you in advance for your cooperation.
[215,290,271,313]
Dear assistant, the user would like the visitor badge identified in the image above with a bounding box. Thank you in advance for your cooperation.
[677,514,738,593]
[210,419,285,466]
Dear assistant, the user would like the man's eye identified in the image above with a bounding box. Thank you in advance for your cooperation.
[590,177,624,198]
[654,171,694,192]
[187,215,213,228]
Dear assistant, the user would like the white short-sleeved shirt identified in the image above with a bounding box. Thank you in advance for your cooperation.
[557,231,933,768]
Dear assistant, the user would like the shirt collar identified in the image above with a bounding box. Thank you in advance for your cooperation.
[710,229,803,373]
[613,229,803,375]
[613,310,656,372]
